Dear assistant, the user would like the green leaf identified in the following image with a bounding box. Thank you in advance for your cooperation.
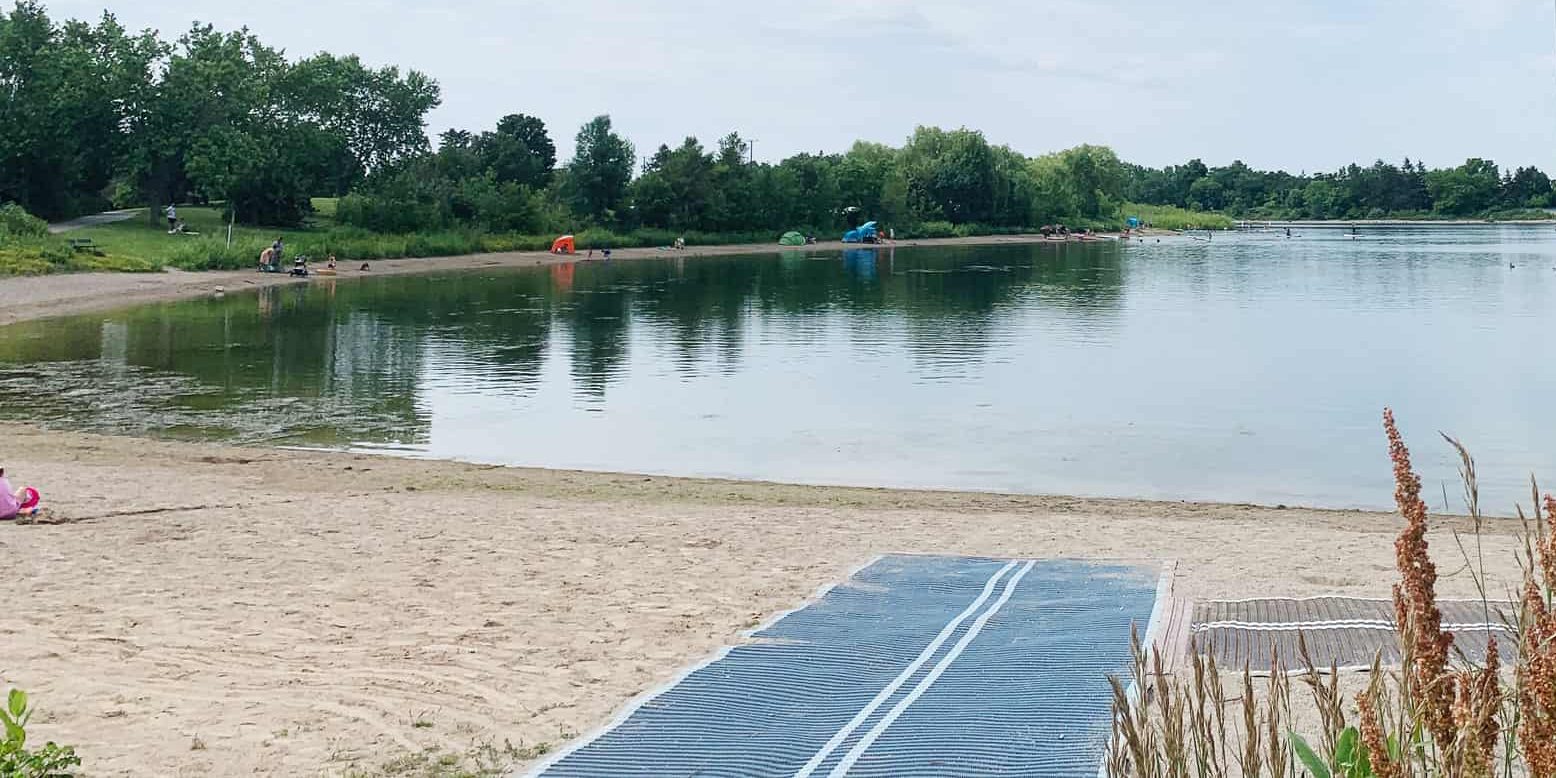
[5,689,24,719]
[2,716,23,749]
[1334,726,1357,768]
[1289,732,1332,778]
[1354,743,1373,778]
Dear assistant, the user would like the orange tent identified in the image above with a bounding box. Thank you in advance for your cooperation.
[550,235,576,254]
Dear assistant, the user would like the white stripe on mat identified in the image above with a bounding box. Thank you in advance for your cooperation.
[790,560,1020,778]
[1192,620,1513,633]
[825,560,1037,778]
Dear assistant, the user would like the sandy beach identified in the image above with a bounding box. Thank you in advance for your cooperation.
[0,423,1531,776]
[0,234,1537,775]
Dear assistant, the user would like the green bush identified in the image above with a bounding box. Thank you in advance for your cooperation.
[1,689,81,778]
[0,204,49,239]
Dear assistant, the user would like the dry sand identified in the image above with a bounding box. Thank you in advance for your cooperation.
[0,424,1532,776]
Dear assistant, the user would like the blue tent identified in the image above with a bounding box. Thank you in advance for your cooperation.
[842,221,879,243]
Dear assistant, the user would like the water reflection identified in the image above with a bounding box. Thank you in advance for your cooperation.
[0,242,1120,445]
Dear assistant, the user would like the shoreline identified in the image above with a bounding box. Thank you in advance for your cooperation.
[1,231,1138,328]
[1247,218,1556,226]
[0,425,1528,775]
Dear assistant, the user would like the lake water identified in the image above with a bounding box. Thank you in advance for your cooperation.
[2,225,1552,512]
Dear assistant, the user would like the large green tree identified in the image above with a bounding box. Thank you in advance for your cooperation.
[1426,158,1500,216]
[475,113,555,189]
[564,114,633,221]
[0,2,161,218]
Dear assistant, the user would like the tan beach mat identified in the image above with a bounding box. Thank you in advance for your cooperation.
[1191,597,1515,673]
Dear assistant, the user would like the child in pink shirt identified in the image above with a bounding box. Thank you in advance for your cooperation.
[0,468,35,520]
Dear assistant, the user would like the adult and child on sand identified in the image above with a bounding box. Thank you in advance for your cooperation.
[256,236,367,276]
[159,204,371,275]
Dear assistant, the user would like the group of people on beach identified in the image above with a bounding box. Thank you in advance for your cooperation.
[1038,224,1101,241]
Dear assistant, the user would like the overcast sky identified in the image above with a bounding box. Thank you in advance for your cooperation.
[46,0,1556,172]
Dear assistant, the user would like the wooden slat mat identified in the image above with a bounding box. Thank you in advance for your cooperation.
[1192,597,1514,672]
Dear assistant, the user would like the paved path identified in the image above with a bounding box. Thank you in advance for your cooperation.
[46,208,142,233]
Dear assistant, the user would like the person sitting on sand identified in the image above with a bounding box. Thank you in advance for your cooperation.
[326,254,337,270]
[258,246,275,270]
[0,467,38,521]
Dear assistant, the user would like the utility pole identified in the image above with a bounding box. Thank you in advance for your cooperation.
[747,139,756,165]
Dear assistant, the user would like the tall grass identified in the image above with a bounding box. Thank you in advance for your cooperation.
[1122,203,1236,231]
[1106,409,1552,778]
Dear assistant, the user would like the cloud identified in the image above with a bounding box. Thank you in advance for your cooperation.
[39,0,1556,172]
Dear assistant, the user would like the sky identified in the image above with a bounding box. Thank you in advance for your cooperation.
[45,0,1556,173]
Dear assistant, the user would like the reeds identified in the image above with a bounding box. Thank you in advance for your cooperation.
[1106,408,1553,778]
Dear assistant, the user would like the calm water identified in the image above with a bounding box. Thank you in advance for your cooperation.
[2,225,1552,512]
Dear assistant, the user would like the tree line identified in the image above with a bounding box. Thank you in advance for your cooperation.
[1124,158,1554,220]
[0,1,437,223]
[5,1,1554,234]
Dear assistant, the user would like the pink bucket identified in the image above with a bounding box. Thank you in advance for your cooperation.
[18,487,39,512]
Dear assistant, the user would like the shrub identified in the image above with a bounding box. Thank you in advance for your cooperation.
[0,204,48,239]
[0,689,81,777]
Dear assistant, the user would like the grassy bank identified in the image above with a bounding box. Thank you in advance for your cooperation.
[59,204,799,272]
[52,202,1131,274]
[0,204,159,275]
[10,200,1235,277]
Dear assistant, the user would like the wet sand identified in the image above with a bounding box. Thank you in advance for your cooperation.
[0,424,1528,776]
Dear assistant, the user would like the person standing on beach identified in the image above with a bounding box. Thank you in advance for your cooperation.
[272,237,284,264]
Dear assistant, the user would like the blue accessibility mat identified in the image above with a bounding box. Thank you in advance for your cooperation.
[527,554,1164,777]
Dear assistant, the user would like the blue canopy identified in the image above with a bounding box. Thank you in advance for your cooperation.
[843,221,879,243]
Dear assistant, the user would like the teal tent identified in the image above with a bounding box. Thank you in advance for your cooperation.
[779,231,806,246]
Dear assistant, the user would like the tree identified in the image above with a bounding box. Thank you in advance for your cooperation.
[476,113,554,189]
[0,3,162,218]
[565,114,633,221]
[1187,176,1225,212]
[1501,166,1553,208]
[278,53,439,185]
[1426,158,1500,216]
[1053,145,1124,218]
[897,126,1000,224]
